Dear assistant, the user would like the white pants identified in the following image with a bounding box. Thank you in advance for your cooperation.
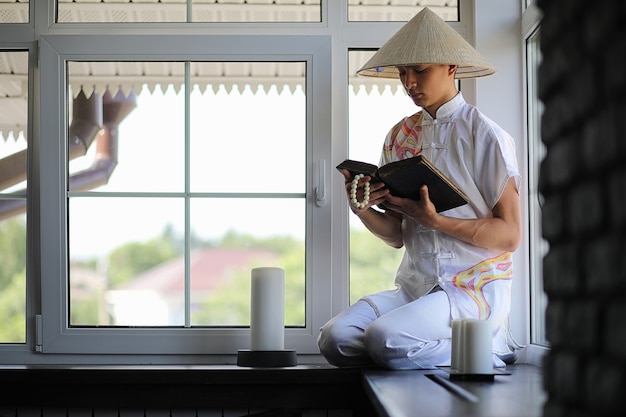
[318,288,453,370]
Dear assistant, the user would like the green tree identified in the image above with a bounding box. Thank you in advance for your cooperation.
[0,217,26,291]
[349,227,403,304]
[0,268,26,342]
[107,231,179,288]
[0,217,26,343]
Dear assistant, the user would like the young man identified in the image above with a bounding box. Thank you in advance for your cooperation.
[318,8,522,370]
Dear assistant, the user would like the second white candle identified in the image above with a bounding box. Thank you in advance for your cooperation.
[450,319,465,371]
[461,318,493,374]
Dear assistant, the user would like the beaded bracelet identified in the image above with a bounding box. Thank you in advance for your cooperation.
[350,174,370,209]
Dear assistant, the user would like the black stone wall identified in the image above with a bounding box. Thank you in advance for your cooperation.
[537,0,626,416]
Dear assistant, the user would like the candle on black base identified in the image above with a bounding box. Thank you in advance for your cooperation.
[237,267,296,367]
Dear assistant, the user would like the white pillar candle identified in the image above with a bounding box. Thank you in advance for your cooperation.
[450,318,465,371]
[461,318,493,374]
[250,267,285,351]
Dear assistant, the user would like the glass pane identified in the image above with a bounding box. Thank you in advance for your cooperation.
[0,213,26,342]
[347,50,415,303]
[0,50,28,344]
[527,29,548,346]
[348,1,458,22]
[67,62,185,193]
[0,0,28,23]
[69,197,185,326]
[190,62,305,194]
[57,0,321,23]
[67,60,307,328]
[190,198,305,326]
[192,0,321,23]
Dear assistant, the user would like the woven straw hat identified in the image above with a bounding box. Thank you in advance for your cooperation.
[357,8,495,79]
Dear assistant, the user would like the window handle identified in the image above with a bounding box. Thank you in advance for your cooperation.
[315,159,326,207]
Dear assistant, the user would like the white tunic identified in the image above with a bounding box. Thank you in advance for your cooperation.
[379,92,521,355]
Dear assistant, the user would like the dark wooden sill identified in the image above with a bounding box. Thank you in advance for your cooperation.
[363,364,546,417]
[0,363,545,417]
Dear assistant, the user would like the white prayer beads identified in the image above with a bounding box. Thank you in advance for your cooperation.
[350,174,370,209]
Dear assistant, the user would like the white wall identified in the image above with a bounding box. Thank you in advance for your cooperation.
[473,0,530,353]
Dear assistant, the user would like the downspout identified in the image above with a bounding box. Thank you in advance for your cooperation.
[69,87,137,191]
[68,88,104,159]
[0,87,136,220]
[0,88,102,192]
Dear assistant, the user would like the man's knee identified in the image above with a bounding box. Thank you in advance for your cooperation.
[317,320,340,361]
[363,319,395,367]
[364,319,442,370]
[318,317,372,367]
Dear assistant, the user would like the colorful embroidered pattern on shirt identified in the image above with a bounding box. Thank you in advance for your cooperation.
[452,252,513,319]
[383,112,423,160]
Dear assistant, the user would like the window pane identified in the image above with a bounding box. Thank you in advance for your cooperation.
[57,0,321,23]
[0,213,26,342]
[69,197,185,326]
[0,0,28,23]
[68,62,186,193]
[348,1,458,22]
[527,29,548,346]
[190,62,305,193]
[348,50,415,303]
[190,198,305,327]
[0,50,28,344]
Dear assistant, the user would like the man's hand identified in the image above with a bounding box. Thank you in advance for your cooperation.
[342,169,389,214]
[382,184,440,228]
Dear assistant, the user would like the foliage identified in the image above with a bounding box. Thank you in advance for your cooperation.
[0,218,26,342]
[0,218,404,340]
[349,227,404,304]
[69,292,100,325]
[106,233,179,288]
[0,217,26,291]
[0,268,26,343]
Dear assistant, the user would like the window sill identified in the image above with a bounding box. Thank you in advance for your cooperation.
[363,364,546,417]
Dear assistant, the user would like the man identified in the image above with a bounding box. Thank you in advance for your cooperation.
[318,8,522,370]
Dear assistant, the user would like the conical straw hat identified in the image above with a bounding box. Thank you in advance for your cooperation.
[357,8,495,79]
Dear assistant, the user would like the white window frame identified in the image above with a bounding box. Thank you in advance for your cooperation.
[38,34,332,356]
[521,0,549,364]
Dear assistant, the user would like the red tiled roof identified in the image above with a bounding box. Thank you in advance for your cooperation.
[121,248,279,291]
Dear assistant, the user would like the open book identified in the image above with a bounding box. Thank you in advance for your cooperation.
[336,155,469,213]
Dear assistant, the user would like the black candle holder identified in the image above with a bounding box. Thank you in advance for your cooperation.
[236,349,297,367]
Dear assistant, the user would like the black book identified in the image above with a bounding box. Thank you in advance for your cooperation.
[336,155,469,213]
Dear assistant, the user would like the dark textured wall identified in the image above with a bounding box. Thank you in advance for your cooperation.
[537,0,626,416]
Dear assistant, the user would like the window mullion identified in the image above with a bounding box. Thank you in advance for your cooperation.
[184,61,192,328]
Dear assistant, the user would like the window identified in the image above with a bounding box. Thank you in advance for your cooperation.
[348,1,458,22]
[0,50,28,344]
[40,34,330,355]
[523,2,548,351]
[57,0,322,23]
[526,28,547,347]
[54,0,462,24]
[2,1,543,366]
[66,61,306,328]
